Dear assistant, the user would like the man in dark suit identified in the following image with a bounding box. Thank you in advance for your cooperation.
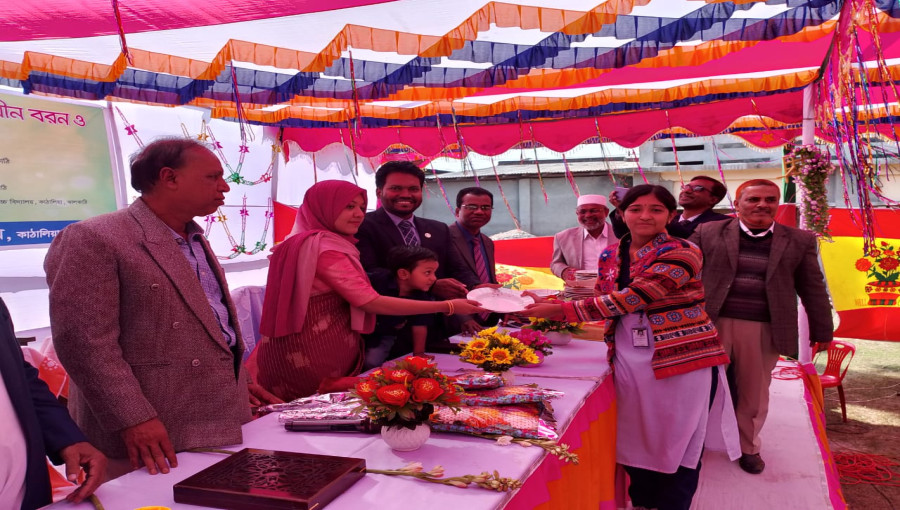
[356,161,471,349]
[610,175,730,238]
[448,187,500,334]
[356,161,470,298]
[689,179,833,475]
[1,297,106,509]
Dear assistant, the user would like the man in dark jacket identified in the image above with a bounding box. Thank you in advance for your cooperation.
[610,175,730,238]
[0,297,106,509]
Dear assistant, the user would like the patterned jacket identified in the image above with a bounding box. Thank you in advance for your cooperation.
[561,232,729,379]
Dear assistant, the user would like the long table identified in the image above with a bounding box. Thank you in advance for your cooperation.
[56,340,615,510]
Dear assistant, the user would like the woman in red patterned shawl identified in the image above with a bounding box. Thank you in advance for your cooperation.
[527,185,739,510]
[255,180,483,401]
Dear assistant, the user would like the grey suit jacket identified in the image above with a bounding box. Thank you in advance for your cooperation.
[45,199,251,458]
[550,224,612,278]
[448,222,497,288]
[689,218,834,356]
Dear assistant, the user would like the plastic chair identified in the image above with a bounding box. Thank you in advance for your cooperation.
[816,340,856,422]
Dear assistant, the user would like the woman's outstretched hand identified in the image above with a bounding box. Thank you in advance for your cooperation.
[451,299,486,315]
[523,302,565,320]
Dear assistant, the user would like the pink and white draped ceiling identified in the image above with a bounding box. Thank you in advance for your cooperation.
[1,0,899,153]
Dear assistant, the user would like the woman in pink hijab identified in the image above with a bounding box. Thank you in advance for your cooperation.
[256,180,483,401]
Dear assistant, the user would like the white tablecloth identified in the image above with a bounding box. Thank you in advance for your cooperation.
[55,344,611,510]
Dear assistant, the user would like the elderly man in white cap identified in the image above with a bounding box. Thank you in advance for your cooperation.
[550,194,612,297]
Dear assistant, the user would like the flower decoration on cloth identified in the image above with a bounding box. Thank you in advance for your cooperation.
[458,327,541,372]
[352,356,461,430]
[508,329,552,357]
[856,240,900,283]
[784,144,833,239]
[525,317,585,335]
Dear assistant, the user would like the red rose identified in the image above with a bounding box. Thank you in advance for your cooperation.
[385,368,414,384]
[404,356,431,372]
[411,378,444,402]
[855,258,872,272]
[376,384,411,407]
[355,379,377,402]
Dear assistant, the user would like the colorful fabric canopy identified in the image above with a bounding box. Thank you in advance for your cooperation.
[2,0,899,151]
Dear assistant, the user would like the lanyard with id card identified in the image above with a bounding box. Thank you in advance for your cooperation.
[632,312,650,348]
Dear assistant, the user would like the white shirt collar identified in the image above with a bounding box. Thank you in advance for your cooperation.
[582,223,609,240]
[738,219,775,238]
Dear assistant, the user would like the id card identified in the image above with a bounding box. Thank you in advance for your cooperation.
[632,328,650,348]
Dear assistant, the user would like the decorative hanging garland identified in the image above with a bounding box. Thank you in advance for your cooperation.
[489,157,521,231]
[784,144,833,240]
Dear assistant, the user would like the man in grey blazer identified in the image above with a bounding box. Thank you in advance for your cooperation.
[45,139,278,478]
[448,187,499,334]
[690,179,833,475]
[550,195,613,297]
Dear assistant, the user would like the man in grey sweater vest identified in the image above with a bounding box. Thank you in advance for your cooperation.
[690,179,833,475]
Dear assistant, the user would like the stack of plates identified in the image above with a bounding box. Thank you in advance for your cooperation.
[563,270,598,300]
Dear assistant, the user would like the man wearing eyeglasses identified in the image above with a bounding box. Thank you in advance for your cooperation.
[609,176,730,238]
[448,187,501,335]
[550,195,613,296]
[356,161,472,350]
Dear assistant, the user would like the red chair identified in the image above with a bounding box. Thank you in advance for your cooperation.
[816,340,856,422]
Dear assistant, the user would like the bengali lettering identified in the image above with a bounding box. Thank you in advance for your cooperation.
[0,99,24,121]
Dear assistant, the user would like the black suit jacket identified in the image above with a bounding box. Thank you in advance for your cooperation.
[448,222,497,288]
[611,207,731,239]
[1,298,87,510]
[356,208,468,282]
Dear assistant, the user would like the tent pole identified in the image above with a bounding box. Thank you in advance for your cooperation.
[797,85,815,362]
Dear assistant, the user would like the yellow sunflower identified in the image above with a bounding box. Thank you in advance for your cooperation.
[467,350,487,363]
[466,338,489,351]
[489,347,513,365]
[523,350,540,364]
[476,326,499,338]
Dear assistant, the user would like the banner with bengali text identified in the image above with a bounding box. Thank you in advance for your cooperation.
[0,91,117,247]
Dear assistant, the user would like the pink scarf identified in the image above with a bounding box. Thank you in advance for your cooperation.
[260,181,375,338]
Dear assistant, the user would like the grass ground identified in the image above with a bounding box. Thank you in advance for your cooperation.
[817,338,900,509]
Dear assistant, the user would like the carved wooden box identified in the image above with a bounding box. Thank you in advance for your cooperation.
[173,448,366,509]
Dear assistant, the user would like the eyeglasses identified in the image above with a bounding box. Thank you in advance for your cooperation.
[460,204,493,212]
[682,184,711,193]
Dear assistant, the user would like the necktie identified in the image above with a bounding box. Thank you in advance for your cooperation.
[472,237,492,322]
[398,220,419,246]
[472,237,490,284]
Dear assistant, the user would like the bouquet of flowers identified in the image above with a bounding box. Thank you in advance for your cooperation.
[458,327,541,372]
[525,317,584,335]
[509,328,552,357]
[352,356,461,430]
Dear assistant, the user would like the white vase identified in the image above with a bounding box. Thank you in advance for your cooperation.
[380,423,431,451]
[499,370,516,386]
[544,331,572,345]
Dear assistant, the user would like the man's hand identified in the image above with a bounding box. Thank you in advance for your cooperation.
[121,418,177,475]
[249,381,283,407]
[813,340,832,350]
[561,267,577,282]
[460,319,483,336]
[431,278,469,299]
[58,441,107,503]
[608,190,622,209]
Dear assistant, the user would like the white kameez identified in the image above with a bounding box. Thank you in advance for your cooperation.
[614,312,740,473]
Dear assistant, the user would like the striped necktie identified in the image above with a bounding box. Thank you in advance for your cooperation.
[398,220,419,246]
[472,237,490,283]
[472,236,491,321]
